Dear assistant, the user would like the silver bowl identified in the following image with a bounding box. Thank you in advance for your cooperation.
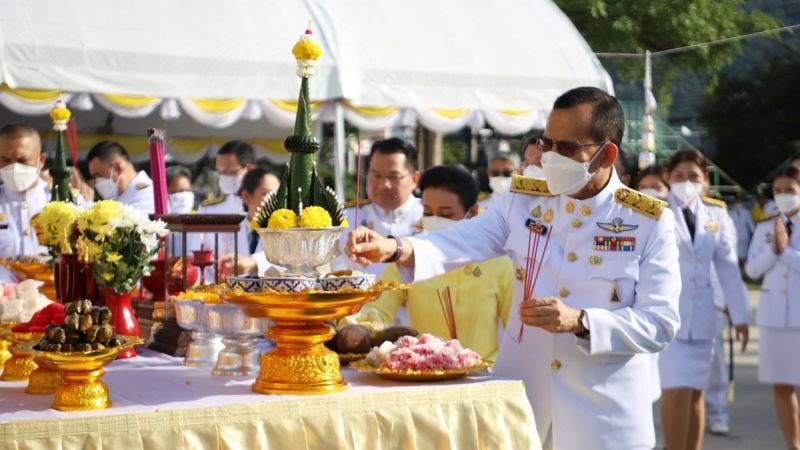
[255,227,344,277]
[206,304,272,376]
[174,300,223,367]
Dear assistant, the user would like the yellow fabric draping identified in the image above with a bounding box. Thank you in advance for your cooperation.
[343,101,399,117]
[430,108,469,119]
[270,99,322,112]
[190,98,247,114]
[499,108,532,116]
[0,381,540,450]
[101,93,160,108]
[0,84,62,102]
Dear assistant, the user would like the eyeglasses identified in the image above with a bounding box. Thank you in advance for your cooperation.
[367,171,411,184]
[488,169,514,177]
[535,136,608,158]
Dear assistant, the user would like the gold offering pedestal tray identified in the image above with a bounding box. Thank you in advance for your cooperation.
[4,260,57,300]
[25,336,143,411]
[0,323,14,372]
[222,282,406,395]
[350,359,493,382]
[0,329,42,382]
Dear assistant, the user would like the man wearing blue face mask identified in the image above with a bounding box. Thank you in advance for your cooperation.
[356,165,513,362]
[0,123,49,262]
[346,87,681,450]
[87,140,154,214]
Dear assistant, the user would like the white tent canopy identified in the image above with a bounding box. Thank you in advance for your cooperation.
[0,0,612,134]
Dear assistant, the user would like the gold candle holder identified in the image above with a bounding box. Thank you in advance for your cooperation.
[0,331,42,381]
[222,284,404,395]
[26,336,143,411]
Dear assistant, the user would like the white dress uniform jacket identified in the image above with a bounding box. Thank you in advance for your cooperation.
[729,205,755,260]
[192,194,249,262]
[402,173,681,450]
[667,194,749,338]
[332,196,423,277]
[746,213,800,328]
[117,170,155,214]
[0,181,49,257]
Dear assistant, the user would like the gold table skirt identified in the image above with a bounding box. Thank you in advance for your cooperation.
[0,351,540,450]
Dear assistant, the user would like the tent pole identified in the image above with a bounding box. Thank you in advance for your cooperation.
[333,100,347,201]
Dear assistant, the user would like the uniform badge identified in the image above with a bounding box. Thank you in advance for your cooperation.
[525,218,548,235]
[596,217,638,234]
[593,236,636,251]
[589,255,603,265]
[516,267,525,281]
[704,220,720,233]
[135,182,150,191]
[463,265,482,277]
[609,283,621,303]
[531,206,541,218]
[543,209,554,224]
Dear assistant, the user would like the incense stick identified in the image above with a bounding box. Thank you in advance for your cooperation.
[437,286,457,339]
[354,134,363,228]
[518,222,550,342]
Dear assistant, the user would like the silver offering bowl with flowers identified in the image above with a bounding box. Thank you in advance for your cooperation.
[174,300,223,367]
[255,227,344,277]
[206,303,272,376]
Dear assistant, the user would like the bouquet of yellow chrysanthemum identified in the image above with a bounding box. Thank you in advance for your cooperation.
[76,200,168,293]
[31,201,80,255]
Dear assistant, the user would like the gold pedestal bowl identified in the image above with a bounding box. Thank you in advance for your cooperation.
[25,336,143,411]
[0,323,15,375]
[0,331,42,381]
[6,262,57,300]
[223,284,403,395]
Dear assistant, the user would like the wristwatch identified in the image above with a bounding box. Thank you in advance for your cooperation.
[384,235,403,263]
[575,309,590,338]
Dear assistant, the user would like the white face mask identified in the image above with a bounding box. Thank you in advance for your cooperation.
[639,188,666,200]
[0,162,40,193]
[670,181,704,206]
[94,176,119,199]
[169,191,195,214]
[541,147,604,196]
[774,193,800,214]
[522,164,545,179]
[421,215,458,232]
[218,173,243,195]
[488,176,512,196]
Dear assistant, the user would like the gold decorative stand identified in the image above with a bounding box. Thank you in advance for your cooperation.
[26,356,62,394]
[0,332,41,381]
[223,288,396,395]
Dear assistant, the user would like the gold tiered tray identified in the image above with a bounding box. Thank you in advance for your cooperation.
[4,259,57,300]
[0,329,42,381]
[0,323,14,373]
[222,282,405,395]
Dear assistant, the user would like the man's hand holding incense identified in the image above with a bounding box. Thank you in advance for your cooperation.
[519,297,582,334]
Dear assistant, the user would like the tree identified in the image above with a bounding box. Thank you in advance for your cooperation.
[699,47,800,188]
[553,0,778,102]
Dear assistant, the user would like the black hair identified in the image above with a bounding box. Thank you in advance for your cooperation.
[523,134,539,149]
[418,165,479,211]
[0,123,39,140]
[86,140,131,164]
[367,138,418,171]
[239,166,274,195]
[635,165,668,189]
[553,87,624,146]
[667,148,708,174]
[217,140,255,167]
[166,165,192,186]
[775,165,800,185]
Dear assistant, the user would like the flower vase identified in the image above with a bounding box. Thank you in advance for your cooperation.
[99,288,140,359]
[54,253,82,304]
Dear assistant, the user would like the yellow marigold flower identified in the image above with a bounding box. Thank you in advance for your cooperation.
[267,208,298,229]
[250,219,260,231]
[292,35,322,61]
[106,252,122,263]
[49,102,72,122]
[298,206,332,228]
[340,218,349,228]
[101,272,114,281]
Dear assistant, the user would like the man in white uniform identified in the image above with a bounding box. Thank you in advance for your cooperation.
[86,141,154,214]
[0,124,49,270]
[346,87,681,450]
[479,150,521,210]
[521,135,545,179]
[332,138,422,278]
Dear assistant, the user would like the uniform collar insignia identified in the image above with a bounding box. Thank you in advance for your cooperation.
[596,217,638,233]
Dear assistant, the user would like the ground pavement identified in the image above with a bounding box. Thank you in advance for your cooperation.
[653,289,789,450]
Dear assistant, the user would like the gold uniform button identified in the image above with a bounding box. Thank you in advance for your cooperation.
[21,203,28,210]
[566,202,575,214]
[567,252,577,262]
[581,205,591,216]
[551,360,562,370]
[559,288,570,298]
[23,229,30,236]
[572,219,582,228]
[516,268,525,281]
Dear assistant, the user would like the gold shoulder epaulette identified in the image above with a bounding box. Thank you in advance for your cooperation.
[509,175,552,196]
[758,212,780,223]
[702,196,727,209]
[201,195,226,207]
[614,187,666,220]
[344,198,371,209]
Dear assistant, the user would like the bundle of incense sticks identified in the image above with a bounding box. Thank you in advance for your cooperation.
[437,286,457,340]
[354,135,363,228]
[517,221,552,342]
[147,128,169,215]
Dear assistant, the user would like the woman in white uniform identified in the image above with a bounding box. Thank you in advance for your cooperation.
[658,149,749,450]
[745,165,800,449]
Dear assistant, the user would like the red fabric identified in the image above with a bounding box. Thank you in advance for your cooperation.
[11,303,66,332]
